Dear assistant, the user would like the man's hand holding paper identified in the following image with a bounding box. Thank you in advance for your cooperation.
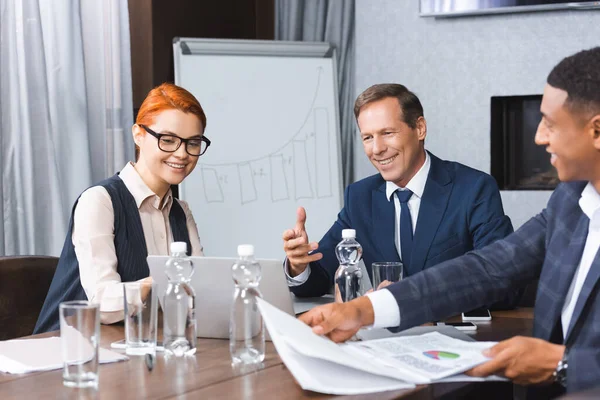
[299,296,374,342]
[466,336,565,385]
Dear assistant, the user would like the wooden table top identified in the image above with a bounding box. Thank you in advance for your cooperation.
[0,308,534,399]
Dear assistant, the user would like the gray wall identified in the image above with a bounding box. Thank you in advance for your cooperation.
[354,0,600,228]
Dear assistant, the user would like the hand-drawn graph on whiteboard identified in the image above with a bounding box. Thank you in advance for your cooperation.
[199,68,334,206]
[174,39,342,258]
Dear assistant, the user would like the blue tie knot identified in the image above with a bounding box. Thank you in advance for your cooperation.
[396,189,413,204]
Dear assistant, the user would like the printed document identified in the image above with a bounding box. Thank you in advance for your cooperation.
[257,298,497,395]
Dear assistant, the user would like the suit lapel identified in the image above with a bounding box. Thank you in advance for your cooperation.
[410,154,452,273]
[565,236,600,342]
[540,213,589,342]
[372,183,401,266]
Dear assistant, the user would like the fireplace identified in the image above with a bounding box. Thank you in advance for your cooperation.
[490,95,558,191]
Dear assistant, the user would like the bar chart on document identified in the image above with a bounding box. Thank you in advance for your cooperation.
[174,39,343,259]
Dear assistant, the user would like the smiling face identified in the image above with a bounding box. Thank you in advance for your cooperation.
[358,97,427,188]
[534,84,600,184]
[133,108,203,197]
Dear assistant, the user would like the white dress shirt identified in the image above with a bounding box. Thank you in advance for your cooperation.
[72,162,204,324]
[285,152,431,329]
[561,182,600,336]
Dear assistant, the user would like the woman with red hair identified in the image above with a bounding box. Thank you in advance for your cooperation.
[35,83,210,333]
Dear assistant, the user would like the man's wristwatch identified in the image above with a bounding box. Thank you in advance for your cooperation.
[553,349,568,387]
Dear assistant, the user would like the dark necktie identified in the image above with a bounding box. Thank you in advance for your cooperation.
[397,190,414,274]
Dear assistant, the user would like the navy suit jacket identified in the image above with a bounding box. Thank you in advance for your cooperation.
[291,152,514,303]
[387,181,599,393]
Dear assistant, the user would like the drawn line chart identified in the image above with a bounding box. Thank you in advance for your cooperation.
[198,67,335,206]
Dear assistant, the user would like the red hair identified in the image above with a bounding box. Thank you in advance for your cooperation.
[135,83,207,159]
[136,82,206,128]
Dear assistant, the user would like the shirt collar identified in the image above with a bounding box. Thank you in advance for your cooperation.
[386,151,431,201]
[579,181,600,221]
[119,162,173,210]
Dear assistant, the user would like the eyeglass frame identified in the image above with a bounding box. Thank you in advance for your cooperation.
[138,124,211,156]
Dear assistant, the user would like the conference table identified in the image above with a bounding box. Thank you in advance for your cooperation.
[0,308,534,399]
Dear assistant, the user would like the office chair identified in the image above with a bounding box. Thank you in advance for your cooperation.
[0,256,58,340]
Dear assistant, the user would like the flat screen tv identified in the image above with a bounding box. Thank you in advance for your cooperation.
[420,0,600,18]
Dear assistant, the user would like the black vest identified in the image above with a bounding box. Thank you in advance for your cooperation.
[34,175,191,333]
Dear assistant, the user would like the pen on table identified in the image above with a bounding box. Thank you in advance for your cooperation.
[145,353,155,371]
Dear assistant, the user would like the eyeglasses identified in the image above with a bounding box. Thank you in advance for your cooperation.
[139,124,211,156]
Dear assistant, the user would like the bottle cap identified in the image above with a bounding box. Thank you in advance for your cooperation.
[237,244,255,256]
[341,229,356,239]
[170,241,187,254]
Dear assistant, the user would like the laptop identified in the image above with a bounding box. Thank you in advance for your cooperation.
[147,256,295,339]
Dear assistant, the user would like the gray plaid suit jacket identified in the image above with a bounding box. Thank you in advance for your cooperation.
[387,180,599,393]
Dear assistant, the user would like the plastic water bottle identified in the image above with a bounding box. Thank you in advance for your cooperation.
[229,244,265,365]
[163,241,197,356]
[334,229,364,303]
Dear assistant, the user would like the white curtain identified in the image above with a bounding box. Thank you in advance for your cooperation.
[276,0,355,187]
[0,0,134,256]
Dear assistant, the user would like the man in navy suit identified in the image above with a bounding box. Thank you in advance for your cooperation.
[283,83,518,308]
[300,47,600,397]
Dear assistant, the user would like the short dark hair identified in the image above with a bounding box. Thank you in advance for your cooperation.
[354,84,424,129]
[547,47,600,119]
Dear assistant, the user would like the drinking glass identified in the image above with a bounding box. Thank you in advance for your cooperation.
[123,281,158,355]
[60,301,100,388]
[372,262,403,290]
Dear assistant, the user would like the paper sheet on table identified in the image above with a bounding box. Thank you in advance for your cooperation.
[257,298,499,393]
[0,335,128,374]
[346,332,497,382]
[356,326,506,383]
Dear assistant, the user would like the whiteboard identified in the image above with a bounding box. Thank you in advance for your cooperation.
[174,38,343,259]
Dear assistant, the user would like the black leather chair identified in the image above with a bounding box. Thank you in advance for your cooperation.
[0,256,58,340]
